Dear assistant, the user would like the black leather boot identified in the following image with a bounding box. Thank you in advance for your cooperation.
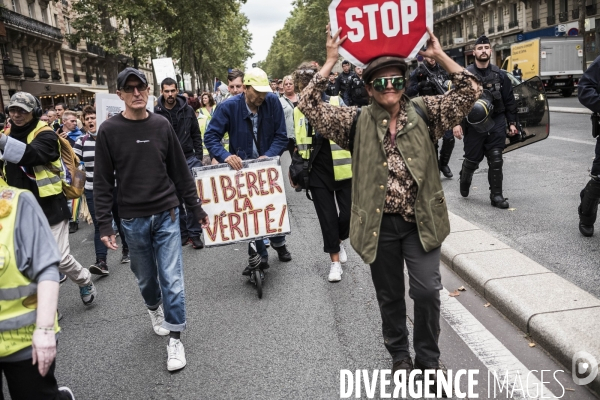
[578,177,600,237]
[459,159,479,197]
[438,137,455,178]
[486,148,509,209]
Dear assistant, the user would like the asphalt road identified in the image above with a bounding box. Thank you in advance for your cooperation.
[21,150,593,400]
[443,108,600,299]
[547,93,582,108]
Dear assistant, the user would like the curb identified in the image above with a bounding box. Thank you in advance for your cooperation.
[441,212,600,395]
[550,106,592,115]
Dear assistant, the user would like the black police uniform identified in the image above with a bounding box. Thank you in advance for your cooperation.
[345,75,369,106]
[406,62,456,178]
[576,54,600,236]
[460,60,517,209]
[325,78,337,96]
[334,69,357,105]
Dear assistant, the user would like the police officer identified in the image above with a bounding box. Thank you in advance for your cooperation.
[344,66,370,106]
[576,54,600,236]
[334,60,357,104]
[407,56,456,178]
[512,64,523,81]
[454,35,519,209]
[325,72,337,96]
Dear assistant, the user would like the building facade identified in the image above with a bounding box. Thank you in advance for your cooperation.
[0,0,153,111]
[435,0,600,68]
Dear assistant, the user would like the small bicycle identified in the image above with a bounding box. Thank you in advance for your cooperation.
[247,241,265,299]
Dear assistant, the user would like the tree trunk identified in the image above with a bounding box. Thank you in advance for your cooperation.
[188,45,196,93]
[101,11,119,93]
[579,0,588,70]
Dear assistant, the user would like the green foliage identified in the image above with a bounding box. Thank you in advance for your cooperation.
[69,0,253,92]
[262,0,330,78]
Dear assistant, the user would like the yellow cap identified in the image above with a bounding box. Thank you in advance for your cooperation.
[243,68,271,93]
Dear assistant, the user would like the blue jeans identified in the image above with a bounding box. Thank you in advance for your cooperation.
[121,208,186,331]
[179,155,203,238]
[249,236,286,259]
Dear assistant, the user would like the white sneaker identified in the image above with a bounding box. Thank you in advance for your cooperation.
[328,261,343,282]
[148,307,170,336]
[339,242,348,264]
[167,338,186,371]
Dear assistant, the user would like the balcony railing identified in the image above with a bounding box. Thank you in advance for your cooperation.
[3,61,22,77]
[559,11,569,22]
[488,27,495,34]
[86,74,93,84]
[572,9,580,19]
[586,4,597,15]
[38,69,50,79]
[547,15,556,25]
[23,67,36,78]
[0,8,63,41]
[73,74,80,83]
[468,32,476,39]
[532,19,541,29]
[51,69,61,81]
[86,43,106,57]
[497,24,505,31]
[508,20,519,28]
[96,76,105,85]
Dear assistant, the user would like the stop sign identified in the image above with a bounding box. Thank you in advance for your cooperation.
[328,0,433,67]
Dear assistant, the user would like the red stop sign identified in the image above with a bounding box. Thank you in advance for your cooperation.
[328,0,433,67]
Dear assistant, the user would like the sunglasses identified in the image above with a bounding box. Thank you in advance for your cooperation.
[121,83,148,93]
[370,76,406,92]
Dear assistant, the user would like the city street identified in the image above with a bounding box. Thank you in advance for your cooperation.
[46,105,600,399]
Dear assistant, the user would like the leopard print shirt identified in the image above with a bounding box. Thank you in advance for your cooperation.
[298,71,481,220]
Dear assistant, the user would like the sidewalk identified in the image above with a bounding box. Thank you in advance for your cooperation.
[441,212,600,395]
[550,106,592,114]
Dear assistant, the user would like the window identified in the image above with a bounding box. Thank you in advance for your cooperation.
[21,47,30,67]
[469,17,474,34]
[532,0,540,20]
[36,51,44,70]
[66,18,71,34]
[11,0,19,13]
[498,6,504,25]
[41,7,48,24]
[457,21,463,37]
[548,0,555,15]
[49,52,56,70]
[510,3,518,22]
[560,0,568,13]
[71,56,78,73]
[54,13,58,27]
[489,10,495,28]
[27,2,34,19]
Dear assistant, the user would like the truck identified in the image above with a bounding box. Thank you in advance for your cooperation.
[501,36,583,97]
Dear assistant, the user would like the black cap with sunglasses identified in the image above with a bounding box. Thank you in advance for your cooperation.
[362,57,407,84]
[117,67,148,91]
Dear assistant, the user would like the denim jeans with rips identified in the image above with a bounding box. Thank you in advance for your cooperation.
[121,208,187,332]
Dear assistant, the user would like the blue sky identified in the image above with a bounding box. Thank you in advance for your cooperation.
[241,0,295,68]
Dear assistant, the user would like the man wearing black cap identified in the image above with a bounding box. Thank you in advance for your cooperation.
[93,67,210,371]
[454,35,518,209]
[334,60,356,104]
[325,72,337,96]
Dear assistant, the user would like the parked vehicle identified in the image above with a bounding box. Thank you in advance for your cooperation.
[501,36,583,97]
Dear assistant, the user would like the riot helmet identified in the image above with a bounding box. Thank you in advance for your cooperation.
[466,90,495,133]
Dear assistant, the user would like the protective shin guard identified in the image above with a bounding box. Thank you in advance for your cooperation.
[578,178,600,237]
[439,137,455,178]
[486,148,509,209]
[459,159,479,197]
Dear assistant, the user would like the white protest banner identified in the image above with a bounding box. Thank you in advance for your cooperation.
[95,93,155,128]
[152,57,177,85]
[193,157,291,247]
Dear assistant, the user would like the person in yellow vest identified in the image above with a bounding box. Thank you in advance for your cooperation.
[0,92,97,306]
[290,62,352,282]
[198,92,216,118]
[0,183,74,399]
[198,100,229,166]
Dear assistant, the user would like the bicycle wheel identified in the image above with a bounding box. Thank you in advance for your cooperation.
[253,269,263,299]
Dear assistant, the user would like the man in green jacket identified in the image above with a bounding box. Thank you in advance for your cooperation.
[298,26,481,386]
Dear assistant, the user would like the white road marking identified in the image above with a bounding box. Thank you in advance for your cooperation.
[439,286,560,399]
[548,136,595,145]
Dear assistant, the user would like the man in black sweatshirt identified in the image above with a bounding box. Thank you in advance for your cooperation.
[93,68,209,372]
[154,77,205,249]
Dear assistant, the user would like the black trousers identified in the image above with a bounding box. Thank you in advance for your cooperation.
[369,214,442,367]
[463,126,506,162]
[310,184,351,254]
[0,359,69,400]
[591,137,600,177]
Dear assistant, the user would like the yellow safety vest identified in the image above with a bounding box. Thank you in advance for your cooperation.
[293,96,352,181]
[198,116,229,156]
[198,107,214,120]
[3,121,64,198]
[0,187,59,357]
